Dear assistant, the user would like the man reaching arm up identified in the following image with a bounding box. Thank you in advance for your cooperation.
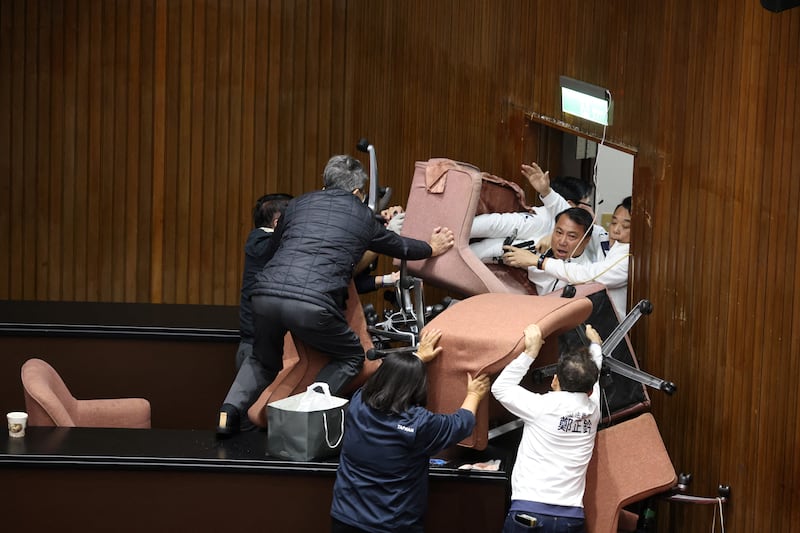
[492,323,603,533]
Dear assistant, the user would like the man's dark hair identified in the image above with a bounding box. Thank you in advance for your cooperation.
[557,347,600,393]
[252,193,292,228]
[555,207,594,238]
[362,352,427,415]
[551,176,594,204]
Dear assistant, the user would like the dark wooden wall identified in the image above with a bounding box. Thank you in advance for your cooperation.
[0,0,352,304]
[2,0,800,530]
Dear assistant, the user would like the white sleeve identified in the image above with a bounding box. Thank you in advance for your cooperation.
[589,343,603,405]
[541,243,630,288]
[491,352,545,422]
[586,225,610,260]
[540,190,571,219]
[471,212,525,239]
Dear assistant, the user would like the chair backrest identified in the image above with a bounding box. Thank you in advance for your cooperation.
[583,413,677,533]
[400,159,535,297]
[21,358,79,427]
[476,170,533,216]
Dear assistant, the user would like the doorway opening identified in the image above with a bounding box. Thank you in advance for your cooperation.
[520,112,635,234]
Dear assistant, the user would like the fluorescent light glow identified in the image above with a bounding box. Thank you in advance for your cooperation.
[559,76,613,126]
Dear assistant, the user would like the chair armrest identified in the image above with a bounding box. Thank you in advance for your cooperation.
[75,398,151,429]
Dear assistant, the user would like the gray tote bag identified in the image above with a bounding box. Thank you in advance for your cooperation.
[267,382,348,462]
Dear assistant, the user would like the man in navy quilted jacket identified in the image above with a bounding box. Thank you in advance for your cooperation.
[217,155,455,435]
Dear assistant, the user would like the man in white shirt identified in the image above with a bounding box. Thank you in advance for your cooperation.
[469,163,608,264]
[469,162,568,263]
[492,323,603,532]
[501,207,597,296]
[502,198,632,319]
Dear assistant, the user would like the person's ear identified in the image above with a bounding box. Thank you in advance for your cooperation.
[551,375,560,391]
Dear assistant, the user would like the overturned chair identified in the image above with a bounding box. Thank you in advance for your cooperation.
[584,412,730,533]
[584,412,677,533]
[422,282,654,450]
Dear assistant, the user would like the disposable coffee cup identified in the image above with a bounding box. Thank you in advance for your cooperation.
[7,411,28,438]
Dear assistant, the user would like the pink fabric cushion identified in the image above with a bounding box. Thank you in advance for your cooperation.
[401,159,526,296]
[424,291,595,449]
[583,413,677,533]
[617,510,640,532]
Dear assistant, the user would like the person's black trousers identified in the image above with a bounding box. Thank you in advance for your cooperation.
[223,295,364,414]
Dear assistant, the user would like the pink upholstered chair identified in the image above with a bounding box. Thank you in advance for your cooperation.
[399,158,536,296]
[584,413,677,533]
[422,287,599,449]
[21,358,151,428]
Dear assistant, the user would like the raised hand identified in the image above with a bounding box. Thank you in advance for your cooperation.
[521,162,551,196]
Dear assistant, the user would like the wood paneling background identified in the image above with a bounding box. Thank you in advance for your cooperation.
[0,0,351,304]
[2,0,799,530]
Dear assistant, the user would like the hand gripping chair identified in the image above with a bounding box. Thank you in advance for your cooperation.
[247,283,381,427]
[21,358,151,428]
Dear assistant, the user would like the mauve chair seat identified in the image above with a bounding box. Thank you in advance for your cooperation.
[21,358,151,429]
[424,289,597,449]
[617,510,640,532]
[584,413,677,533]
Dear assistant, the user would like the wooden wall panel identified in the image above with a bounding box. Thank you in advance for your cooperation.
[2,0,800,530]
[0,0,352,304]
[0,1,11,298]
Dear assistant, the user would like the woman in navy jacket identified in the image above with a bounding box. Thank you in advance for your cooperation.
[330,329,490,533]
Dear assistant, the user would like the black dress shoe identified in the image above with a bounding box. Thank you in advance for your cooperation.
[216,404,240,436]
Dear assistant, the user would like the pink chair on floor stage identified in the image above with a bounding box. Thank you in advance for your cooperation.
[21,358,151,429]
